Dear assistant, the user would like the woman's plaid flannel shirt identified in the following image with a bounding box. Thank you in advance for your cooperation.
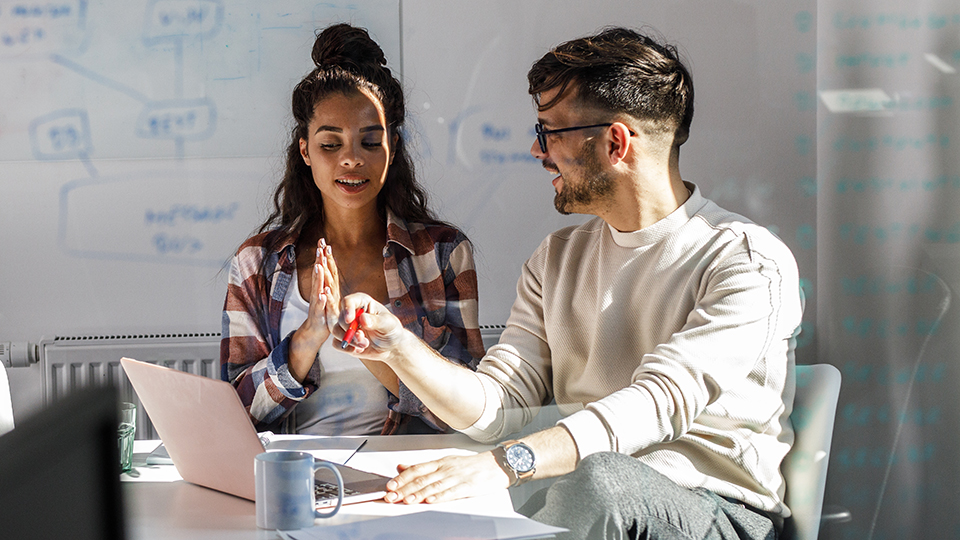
[220,211,485,434]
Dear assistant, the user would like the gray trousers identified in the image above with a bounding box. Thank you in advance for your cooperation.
[518,452,778,540]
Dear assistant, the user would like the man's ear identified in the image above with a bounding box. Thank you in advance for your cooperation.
[299,138,311,166]
[606,122,632,165]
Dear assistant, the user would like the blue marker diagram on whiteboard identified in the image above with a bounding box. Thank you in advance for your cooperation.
[28,108,94,160]
[28,0,232,266]
[2,0,402,266]
[59,170,251,266]
[142,0,222,45]
[0,0,88,57]
[137,0,222,145]
[4,0,226,160]
[135,98,216,140]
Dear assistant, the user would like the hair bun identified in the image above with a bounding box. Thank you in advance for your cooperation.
[312,23,387,72]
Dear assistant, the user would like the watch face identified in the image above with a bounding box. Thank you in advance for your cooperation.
[505,443,535,474]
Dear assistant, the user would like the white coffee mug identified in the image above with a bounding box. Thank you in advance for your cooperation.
[255,451,344,530]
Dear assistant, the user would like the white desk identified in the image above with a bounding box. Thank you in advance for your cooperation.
[122,434,520,540]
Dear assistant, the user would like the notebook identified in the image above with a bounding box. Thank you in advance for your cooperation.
[120,357,389,507]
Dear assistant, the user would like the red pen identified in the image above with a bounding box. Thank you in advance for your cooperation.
[340,307,365,349]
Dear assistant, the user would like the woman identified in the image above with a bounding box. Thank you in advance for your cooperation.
[220,24,484,436]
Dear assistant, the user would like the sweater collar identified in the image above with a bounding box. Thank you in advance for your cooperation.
[606,181,706,248]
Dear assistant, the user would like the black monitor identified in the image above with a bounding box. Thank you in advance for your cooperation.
[0,385,126,540]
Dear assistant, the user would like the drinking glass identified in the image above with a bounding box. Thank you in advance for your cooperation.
[118,402,136,473]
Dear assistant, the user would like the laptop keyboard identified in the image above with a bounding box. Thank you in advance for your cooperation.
[315,481,361,501]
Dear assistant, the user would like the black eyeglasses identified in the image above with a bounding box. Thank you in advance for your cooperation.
[535,122,635,153]
[535,123,611,153]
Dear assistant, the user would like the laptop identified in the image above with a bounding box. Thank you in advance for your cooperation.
[120,357,389,507]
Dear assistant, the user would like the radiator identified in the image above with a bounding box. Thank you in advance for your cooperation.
[479,325,505,351]
[37,327,506,440]
[39,333,221,440]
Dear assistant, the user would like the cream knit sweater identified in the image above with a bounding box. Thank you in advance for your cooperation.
[462,184,802,517]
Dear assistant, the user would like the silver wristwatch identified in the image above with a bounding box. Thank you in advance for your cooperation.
[496,440,536,486]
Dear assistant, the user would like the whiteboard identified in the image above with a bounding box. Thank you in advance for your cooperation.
[0,0,401,341]
[0,0,816,338]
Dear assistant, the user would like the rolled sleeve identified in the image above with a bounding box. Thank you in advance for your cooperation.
[220,238,318,431]
[558,409,615,459]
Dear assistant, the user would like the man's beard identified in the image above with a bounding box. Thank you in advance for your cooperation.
[554,142,615,215]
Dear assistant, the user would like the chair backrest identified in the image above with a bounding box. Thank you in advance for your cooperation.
[0,362,14,436]
[781,363,842,540]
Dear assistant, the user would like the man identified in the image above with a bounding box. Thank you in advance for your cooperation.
[338,27,801,539]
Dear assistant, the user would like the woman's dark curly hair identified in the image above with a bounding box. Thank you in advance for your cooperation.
[256,23,447,252]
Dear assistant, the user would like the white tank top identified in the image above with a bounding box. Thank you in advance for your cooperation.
[279,269,389,435]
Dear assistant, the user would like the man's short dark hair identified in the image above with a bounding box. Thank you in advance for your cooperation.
[528,27,694,146]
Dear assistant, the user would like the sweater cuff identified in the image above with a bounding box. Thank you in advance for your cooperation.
[558,409,613,460]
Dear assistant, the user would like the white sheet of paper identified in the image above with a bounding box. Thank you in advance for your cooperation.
[122,440,183,483]
[344,447,477,479]
[282,510,566,540]
[263,434,368,465]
